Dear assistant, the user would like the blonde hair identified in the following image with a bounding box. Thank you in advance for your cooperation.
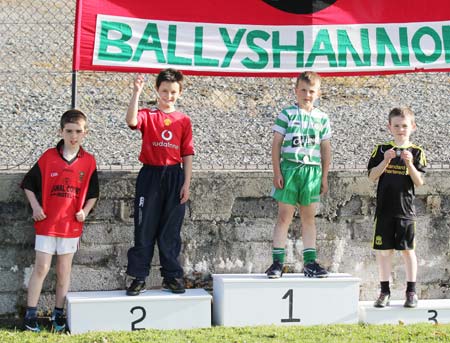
[295,71,321,88]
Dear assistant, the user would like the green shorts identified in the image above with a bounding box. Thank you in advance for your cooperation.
[271,160,322,206]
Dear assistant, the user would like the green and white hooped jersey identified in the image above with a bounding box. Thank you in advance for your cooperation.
[273,105,331,165]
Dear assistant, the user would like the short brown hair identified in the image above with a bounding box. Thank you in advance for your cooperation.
[60,109,87,129]
[156,68,184,91]
[295,71,321,88]
[388,107,415,124]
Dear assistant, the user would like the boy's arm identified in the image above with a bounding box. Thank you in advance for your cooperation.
[320,139,331,194]
[75,198,97,222]
[126,74,145,127]
[401,150,424,187]
[369,148,396,182]
[271,132,284,189]
[24,189,46,221]
[180,155,193,204]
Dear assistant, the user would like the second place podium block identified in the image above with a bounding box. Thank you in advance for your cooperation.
[66,288,212,334]
[213,273,360,326]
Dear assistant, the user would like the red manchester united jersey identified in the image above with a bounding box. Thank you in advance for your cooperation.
[22,141,99,238]
[131,108,194,166]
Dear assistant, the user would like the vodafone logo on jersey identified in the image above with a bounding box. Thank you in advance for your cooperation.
[152,129,179,150]
[161,129,173,141]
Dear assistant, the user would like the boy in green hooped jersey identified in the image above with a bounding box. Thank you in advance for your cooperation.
[267,71,331,279]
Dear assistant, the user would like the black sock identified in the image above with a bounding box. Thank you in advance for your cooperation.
[380,281,390,294]
[25,306,37,319]
[406,281,416,293]
[53,307,64,316]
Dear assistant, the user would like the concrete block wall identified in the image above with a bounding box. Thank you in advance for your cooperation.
[0,170,449,317]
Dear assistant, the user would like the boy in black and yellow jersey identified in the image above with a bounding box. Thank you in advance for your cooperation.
[368,107,426,309]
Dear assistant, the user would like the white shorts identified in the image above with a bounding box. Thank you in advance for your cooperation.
[35,235,80,255]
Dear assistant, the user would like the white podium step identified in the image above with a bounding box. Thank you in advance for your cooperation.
[66,288,212,334]
[359,299,450,324]
[213,273,360,326]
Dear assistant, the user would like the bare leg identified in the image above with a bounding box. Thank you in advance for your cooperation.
[401,250,417,282]
[27,252,53,307]
[299,203,317,249]
[376,250,394,282]
[272,202,296,248]
[55,253,75,308]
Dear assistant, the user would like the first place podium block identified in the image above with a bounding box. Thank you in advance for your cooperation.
[66,288,212,334]
[213,273,360,327]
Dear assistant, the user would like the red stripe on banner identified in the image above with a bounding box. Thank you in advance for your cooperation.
[73,0,450,75]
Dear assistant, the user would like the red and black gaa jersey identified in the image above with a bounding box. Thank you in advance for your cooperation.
[131,108,194,166]
[22,140,99,238]
[368,141,427,219]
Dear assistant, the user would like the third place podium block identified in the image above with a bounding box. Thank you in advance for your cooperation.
[359,299,450,325]
[66,288,212,334]
[213,273,360,326]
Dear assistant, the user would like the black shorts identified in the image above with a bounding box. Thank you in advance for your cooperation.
[372,215,415,250]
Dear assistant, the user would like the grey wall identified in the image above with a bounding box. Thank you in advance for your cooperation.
[0,170,449,316]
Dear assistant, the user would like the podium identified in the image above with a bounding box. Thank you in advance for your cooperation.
[359,299,450,324]
[213,273,360,326]
[66,288,212,334]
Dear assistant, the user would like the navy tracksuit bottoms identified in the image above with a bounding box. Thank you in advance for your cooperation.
[126,164,185,279]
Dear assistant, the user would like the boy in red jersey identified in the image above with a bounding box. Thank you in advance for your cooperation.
[21,109,99,332]
[368,107,426,309]
[125,69,194,296]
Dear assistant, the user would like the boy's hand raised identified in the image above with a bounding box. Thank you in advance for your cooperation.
[133,74,145,94]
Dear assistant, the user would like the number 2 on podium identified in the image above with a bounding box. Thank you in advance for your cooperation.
[281,289,301,323]
[130,306,147,330]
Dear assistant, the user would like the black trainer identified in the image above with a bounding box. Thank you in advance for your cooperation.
[303,261,328,278]
[374,292,391,308]
[404,292,418,308]
[265,260,284,279]
[162,277,186,294]
[126,279,146,296]
[24,316,41,333]
[51,312,66,333]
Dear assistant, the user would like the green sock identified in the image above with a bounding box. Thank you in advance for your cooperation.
[303,248,317,264]
[272,248,285,264]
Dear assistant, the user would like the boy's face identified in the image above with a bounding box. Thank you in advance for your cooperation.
[295,80,321,111]
[388,116,416,142]
[60,120,87,150]
[156,81,181,110]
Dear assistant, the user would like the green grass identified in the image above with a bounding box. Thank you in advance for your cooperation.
[1,323,450,343]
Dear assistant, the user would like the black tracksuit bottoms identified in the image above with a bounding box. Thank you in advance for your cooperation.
[126,164,185,279]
